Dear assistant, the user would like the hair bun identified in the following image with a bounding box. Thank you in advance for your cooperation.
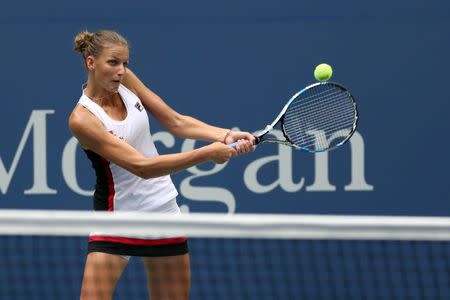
[73,31,94,54]
[73,30,128,60]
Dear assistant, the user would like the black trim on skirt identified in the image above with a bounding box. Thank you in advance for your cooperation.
[88,240,189,257]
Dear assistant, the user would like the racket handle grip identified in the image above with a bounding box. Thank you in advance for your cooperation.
[228,137,259,149]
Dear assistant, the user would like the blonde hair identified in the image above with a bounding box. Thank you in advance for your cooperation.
[73,30,128,59]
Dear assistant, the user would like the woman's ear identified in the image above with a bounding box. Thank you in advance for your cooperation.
[86,55,95,71]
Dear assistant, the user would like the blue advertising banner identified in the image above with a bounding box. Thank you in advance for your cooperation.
[0,1,449,216]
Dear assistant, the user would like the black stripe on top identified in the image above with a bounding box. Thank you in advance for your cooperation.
[83,149,114,211]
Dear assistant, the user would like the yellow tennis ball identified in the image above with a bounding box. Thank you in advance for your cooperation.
[314,63,333,81]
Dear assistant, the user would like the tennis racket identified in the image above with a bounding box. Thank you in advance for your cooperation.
[231,82,358,153]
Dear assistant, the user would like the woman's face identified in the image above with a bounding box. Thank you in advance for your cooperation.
[87,44,129,92]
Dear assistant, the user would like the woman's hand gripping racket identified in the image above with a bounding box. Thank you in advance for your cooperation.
[230,82,358,153]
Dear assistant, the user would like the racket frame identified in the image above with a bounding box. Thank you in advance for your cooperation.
[255,82,358,153]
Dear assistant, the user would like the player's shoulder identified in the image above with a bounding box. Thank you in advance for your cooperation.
[69,105,108,150]
[123,68,142,96]
[69,104,102,133]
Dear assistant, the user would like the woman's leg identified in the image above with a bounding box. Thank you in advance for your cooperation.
[80,252,129,300]
[142,253,190,300]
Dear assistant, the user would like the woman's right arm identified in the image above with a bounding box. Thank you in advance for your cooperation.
[69,106,237,179]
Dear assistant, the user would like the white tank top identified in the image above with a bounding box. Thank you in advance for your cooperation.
[77,84,178,213]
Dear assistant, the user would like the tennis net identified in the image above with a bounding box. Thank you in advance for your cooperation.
[0,209,449,299]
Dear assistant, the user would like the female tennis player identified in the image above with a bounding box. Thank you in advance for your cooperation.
[70,30,255,300]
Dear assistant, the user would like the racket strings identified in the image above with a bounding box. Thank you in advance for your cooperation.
[286,106,355,134]
[284,92,351,123]
[293,117,354,143]
[285,89,344,116]
[285,111,353,148]
[285,111,355,148]
[283,85,356,150]
[285,97,352,135]
[285,100,355,131]
[285,93,353,133]
[286,112,355,142]
[287,115,354,149]
[289,87,343,108]
[300,129,352,149]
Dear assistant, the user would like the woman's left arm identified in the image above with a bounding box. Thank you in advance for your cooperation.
[123,69,255,147]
